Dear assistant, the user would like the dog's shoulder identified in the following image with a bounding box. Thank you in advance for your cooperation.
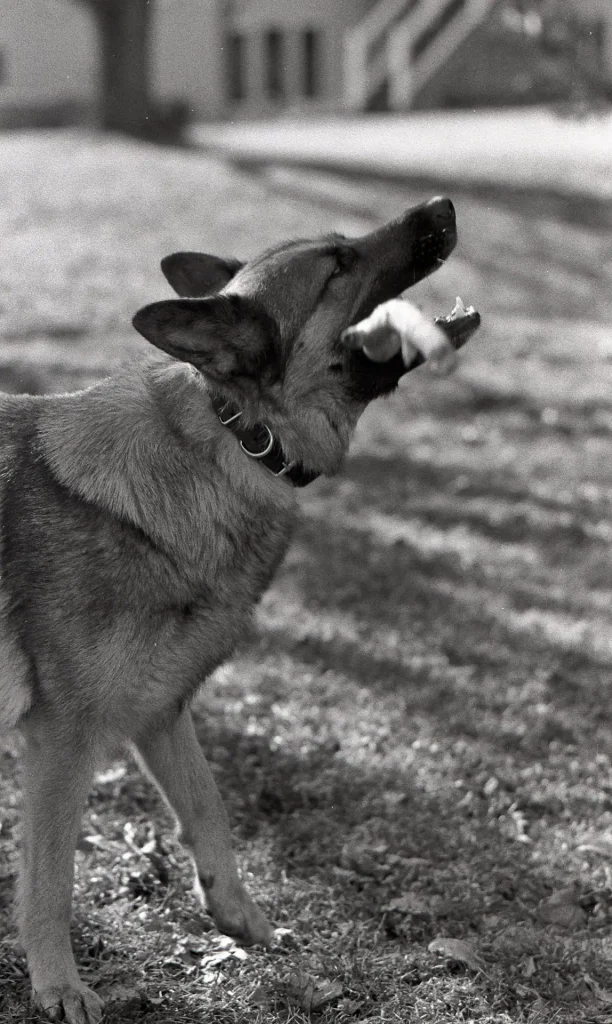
[35,358,296,547]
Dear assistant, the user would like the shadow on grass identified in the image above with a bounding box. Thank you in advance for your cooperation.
[2,362,612,1020]
[239,160,612,233]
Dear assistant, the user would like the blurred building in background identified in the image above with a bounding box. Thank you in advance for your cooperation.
[1,0,611,128]
[0,0,97,126]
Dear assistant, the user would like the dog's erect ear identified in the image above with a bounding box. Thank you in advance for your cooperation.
[161,252,243,297]
[132,295,277,380]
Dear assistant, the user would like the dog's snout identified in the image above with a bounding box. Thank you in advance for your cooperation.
[425,196,455,226]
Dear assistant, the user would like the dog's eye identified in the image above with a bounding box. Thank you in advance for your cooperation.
[330,248,356,278]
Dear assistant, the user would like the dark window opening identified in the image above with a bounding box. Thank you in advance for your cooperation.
[265,29,284,100]
[303,29,320,98]
[226,32,245,102]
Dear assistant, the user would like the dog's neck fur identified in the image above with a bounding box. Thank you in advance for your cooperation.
[38,361,298,560]
[208,392,320,488]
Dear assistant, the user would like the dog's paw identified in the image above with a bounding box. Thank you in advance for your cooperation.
[34,982,104,1024]
[206,886,273,947]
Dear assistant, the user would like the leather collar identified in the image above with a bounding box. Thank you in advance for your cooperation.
[210,394,319,488]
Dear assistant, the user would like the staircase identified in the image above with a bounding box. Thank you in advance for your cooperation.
[344,0,496,110]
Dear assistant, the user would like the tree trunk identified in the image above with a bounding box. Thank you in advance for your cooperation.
[91,0,152,134]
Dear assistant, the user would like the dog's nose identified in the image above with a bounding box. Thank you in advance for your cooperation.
[425,197,456,226]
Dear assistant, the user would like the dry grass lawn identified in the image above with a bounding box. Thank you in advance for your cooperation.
[1,130,612,1023]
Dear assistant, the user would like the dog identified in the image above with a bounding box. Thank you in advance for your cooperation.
[0,196,458,1023]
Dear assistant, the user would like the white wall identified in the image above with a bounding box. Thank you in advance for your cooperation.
[0,0,96,107]
[153,0,223,118]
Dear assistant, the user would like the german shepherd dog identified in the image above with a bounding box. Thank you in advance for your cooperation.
[1,197,459,1022]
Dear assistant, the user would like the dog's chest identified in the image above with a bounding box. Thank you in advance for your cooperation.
[98,503,295,731]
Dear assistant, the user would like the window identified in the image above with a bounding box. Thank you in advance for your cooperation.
[226,32,245,102]
[265,29,284,101]
[303,29,320,99]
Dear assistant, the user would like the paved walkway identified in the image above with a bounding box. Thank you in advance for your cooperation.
[192,107,612,200]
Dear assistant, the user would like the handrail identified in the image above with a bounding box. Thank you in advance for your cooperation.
[351,0,420,45]
[344,0,420,108]
[344,0,495,110]
[389,0,495,106]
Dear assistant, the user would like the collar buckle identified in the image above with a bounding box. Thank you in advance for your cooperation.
[272,459,297,478]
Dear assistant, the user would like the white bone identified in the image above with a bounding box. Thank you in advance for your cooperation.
[343,298,456,373]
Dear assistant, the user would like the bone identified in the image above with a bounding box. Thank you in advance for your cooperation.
[341,298,458,374]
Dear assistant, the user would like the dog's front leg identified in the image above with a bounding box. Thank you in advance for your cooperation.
[135,707,272,946]
[19,712,103,1024]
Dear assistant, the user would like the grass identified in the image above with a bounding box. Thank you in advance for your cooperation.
[1,129,612,1023]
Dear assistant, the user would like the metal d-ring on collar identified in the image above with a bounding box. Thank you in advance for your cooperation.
[217,404,242,427]
[216,400,296,477]
[212,396,318,483]
[240,424,275,460]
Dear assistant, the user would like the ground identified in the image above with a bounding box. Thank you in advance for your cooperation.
[1,129,612,1023]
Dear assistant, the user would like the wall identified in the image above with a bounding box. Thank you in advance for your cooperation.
[223,0,372,112]
[154,0,223,119]
[0,0,96,117]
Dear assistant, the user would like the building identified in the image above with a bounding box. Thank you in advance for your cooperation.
[0,0,96,125]
[216,0,373,113]
[1,0,611,126]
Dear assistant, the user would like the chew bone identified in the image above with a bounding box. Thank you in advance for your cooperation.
[434,296,480,352]
[341,296,479,373]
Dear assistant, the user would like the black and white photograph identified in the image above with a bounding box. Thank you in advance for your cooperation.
[0,2,611,1022]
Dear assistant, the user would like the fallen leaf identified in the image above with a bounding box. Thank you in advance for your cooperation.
[76,833,104,852]
[311,980,344,1010]
[537,887,587,928]
[250,984,269,1007]
[95,765,127,786]
[483,776,499,797]
[272,926,299,949]
[491,923,537,956]
[286,971,343,1011]
[522,955,537,978]
[382,790,406,806]
[385,893,430,915]
[340,843,381,876]
[287,970,316,1013]
[339,997,363,1015]
[386,855,429,882]
[101,984,144,1011]
[200,950,234,969]
[428,937,483,972]
[584,973,612,1004]
[578,840,612,857]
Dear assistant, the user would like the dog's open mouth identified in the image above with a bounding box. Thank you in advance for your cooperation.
[341,293,480,401]
[434,296,481,352]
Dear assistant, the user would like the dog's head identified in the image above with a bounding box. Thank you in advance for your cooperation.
[133,197,456,476]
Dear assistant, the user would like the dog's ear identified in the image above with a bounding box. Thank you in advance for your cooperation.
[161,252,243,297]
[132,295,277,379]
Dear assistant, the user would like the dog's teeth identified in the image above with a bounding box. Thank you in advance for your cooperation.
[452,296,466,317]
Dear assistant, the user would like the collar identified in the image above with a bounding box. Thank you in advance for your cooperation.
[210,394,319,488]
